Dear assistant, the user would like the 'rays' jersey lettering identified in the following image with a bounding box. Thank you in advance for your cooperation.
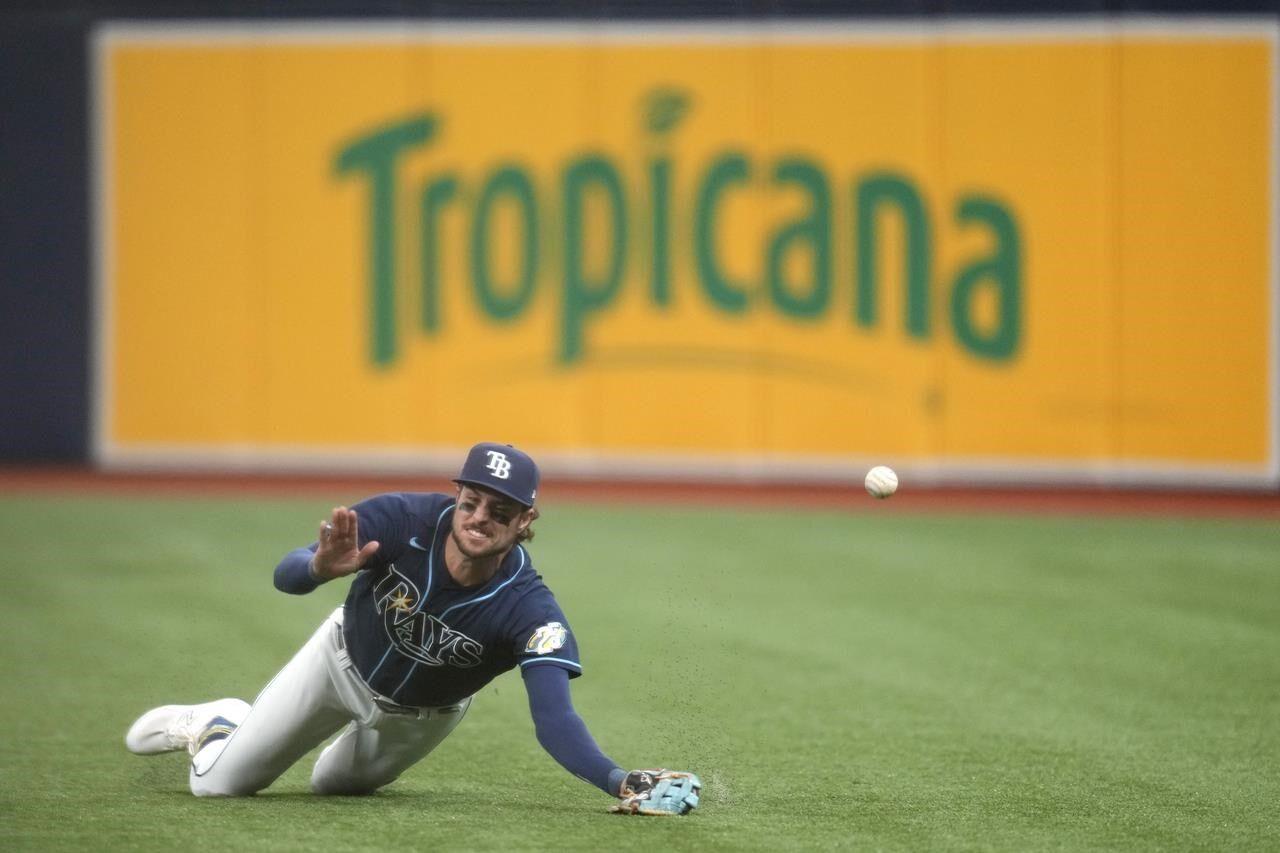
[373,565,484,667]
[340,493,581,708]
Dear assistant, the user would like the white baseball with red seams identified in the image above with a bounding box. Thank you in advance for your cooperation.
[864,466,899,499]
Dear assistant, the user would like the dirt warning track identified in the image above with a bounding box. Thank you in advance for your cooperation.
[2,466,1279,520]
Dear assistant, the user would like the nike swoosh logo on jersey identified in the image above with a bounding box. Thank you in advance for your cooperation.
[409,537,428,551]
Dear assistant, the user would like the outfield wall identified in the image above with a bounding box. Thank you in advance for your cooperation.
[4,5,1280,489]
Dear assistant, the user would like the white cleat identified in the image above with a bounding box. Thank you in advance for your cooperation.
[125,698,251,756]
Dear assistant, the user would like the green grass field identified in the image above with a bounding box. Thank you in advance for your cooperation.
[2,492,1278,851]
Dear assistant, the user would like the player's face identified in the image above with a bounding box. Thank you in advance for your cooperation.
[451,486,532,559]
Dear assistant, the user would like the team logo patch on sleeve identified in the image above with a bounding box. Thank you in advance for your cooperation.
[525,622,568,655]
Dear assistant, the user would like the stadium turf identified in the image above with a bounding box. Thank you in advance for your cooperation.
[1,493,1277,851]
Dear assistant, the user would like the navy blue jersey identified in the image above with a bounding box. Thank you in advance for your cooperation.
[340,493,581,707]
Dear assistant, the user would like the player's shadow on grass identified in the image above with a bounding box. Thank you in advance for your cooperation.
[140,787,474,807]
[255,789,578,813]
[138,783,503,810]
[132,760,574,812]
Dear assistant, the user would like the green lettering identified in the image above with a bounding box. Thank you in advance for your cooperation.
[419,175,457,335]
[855,173,931,338]
[694,152,752,313]
[650,156,672,307]
[950,196,1021,361]
[334,114,436,365]
[560,155,627,363]
[767,158,831,319]
[470,166,538,322]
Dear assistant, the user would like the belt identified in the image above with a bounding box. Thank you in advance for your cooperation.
[372,695,426,717]
[373,695,466,717]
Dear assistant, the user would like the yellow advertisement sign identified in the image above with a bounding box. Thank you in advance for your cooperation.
[94,21,1278,485]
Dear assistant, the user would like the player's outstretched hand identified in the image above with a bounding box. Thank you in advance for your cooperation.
[310,506,380,581]
[609,769,701,816]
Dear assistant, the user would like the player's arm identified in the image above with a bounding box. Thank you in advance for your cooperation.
[521,663,626,794]
[273,546,324,594]
[521,665,703,815]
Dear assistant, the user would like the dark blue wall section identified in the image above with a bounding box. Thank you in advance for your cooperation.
[1,10,90,461]
[1,1,1277,461]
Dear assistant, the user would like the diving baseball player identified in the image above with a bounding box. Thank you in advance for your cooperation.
[124,442,700,816]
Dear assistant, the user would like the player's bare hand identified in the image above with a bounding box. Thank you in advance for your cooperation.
[310,506,380,581]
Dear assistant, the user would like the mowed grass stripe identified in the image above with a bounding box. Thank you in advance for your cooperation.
[0,494,1276,851]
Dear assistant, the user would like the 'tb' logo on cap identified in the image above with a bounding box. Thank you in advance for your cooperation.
[456,442,538,505]
[485,451,512,479]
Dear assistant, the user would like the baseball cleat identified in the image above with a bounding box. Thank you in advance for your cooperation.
[125,698,250,756]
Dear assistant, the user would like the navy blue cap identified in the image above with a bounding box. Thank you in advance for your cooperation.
[453,442,540,506]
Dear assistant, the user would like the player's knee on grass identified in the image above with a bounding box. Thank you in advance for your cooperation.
[308,725,402,795]
[310,761,401,796]
[189,774,266,797]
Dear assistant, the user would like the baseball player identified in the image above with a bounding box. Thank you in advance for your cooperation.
[124,442,700,815]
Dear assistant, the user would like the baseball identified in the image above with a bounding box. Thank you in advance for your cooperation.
[864,465,898,499]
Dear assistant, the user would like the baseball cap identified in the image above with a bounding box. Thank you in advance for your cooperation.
[453,442,540,507]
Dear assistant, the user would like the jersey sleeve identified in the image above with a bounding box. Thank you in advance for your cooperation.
[512,591,583,679]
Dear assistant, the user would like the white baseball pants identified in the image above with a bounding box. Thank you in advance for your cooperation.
[189,607,471,797]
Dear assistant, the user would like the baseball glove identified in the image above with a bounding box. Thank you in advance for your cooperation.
[609,769,702,816]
